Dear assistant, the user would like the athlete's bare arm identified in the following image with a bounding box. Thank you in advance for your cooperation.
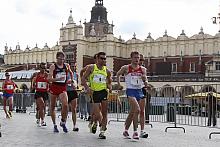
[32,77,36,89]
[141,66,148,87]
[2,81,5,91]
[66,63,73,84]
[80,65,88,79]
[106,68,112,93]
[47,64,64,82]
[81,65,93,92]
[116,65,128,86]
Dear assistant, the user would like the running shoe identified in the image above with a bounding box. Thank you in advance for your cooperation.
[73,127,79,132]
[8,111,12,118]
[91,123,97,134]
[6,115,10,119]
[86,116,91,121]
[88,123,93,133]
[123,131,131,139]
[41,122,47,127]
[140,131,148,138]
[36,119,40,124]
[53,125,59,133]
[132,132,139,140]
[99,131,106,139]
[6,111,11,119]
[60,122,68,133]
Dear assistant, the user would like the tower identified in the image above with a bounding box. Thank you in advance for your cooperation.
[84,0,114,37]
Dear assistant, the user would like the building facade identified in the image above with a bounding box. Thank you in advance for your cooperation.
[3,0,220,77]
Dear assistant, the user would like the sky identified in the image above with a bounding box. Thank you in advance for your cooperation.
[0,0,219,54]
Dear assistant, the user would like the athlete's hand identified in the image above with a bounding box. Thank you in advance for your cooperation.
[109,88,112,93]
[85,87,92,95]
[66,79,72,84]
[117,84,123,91]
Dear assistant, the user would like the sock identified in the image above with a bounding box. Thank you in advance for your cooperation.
[61,118,65,122]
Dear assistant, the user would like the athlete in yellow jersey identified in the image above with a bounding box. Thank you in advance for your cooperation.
[82,52,112,139]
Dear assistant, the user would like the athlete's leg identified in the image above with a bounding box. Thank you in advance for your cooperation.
[50,94,57,125]
[101,100,108,131]
[71,98,78,131]
[139,98,146,131]
[8,97,13,112]
[36,97,45,123]
[59,92,68,122]
[3,97,8,117]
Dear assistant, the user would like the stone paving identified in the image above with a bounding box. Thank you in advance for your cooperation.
[0,112,220,147]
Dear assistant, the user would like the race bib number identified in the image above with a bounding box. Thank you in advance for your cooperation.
[56,72,66,83]
[37,82,47,89]
[6,85,14,90]
[130,76,142,86]
[93,74,106,83]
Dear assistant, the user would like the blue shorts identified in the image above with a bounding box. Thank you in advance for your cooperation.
[126,89,144,101]
[3,93,13,99]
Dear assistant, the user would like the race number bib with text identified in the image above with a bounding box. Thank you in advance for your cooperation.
[37,82,47,89]
[56,72,66,83]
[93,74,106,83]
[130,76,142,86]
[6,85,14,90]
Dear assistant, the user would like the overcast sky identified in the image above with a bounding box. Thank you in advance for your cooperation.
[0,0,219,54]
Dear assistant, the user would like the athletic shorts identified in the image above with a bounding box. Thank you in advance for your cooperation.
[91,89,108,103]
[126,89,144,101]
[35,91,49,101]
[49,84,67,96]
[3,93,13,99]
[67,90,78,103]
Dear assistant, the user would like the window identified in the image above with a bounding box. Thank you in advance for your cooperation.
[216,61,220,70]
[190,62,195,72]
[172,63,177,73]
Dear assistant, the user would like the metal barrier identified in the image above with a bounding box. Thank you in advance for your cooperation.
[108,92,128,123]
[108,90,153,128]
[13,93,35,113]
[165,84,220,138]
[107,84,220,139]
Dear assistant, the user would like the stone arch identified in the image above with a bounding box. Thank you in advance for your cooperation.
[200,85,217,93]
[147,84,157,97]
[160,84,176,97]
[179,85,195,98]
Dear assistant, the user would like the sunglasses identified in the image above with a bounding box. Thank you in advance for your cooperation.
[100,57,106,60]
[57,57,65,60]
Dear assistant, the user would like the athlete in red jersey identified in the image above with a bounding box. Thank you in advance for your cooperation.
[32,63,49,127]
[48,51,73,133]
[2,72,17,118]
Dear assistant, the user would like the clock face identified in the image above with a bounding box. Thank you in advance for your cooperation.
[103,26,108,34]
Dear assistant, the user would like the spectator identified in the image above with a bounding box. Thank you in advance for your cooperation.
[206,93,217,127]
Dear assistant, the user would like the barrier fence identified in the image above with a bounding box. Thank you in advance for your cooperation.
[107,84,220,139]
[0,84,220,139]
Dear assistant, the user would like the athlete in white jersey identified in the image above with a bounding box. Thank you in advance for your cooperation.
[117,51,148,140]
